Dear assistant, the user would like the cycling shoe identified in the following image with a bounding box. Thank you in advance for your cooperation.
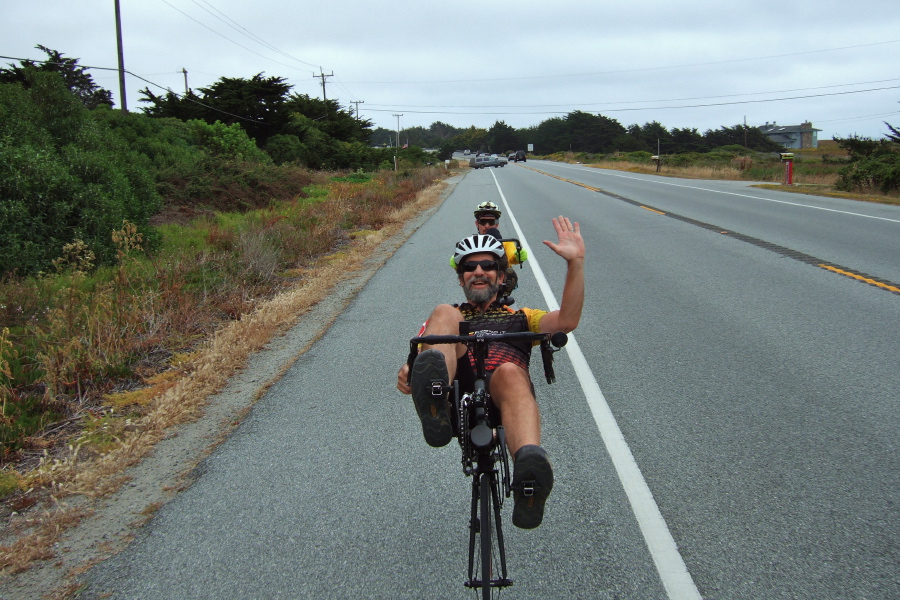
[512,445,553,529]
[410,349,453,447]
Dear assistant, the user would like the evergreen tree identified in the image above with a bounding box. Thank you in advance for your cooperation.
[0,45,113,109]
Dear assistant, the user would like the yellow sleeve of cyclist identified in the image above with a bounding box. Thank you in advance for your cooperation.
[521,307,548,333]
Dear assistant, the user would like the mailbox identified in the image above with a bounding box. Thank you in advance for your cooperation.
[780,153,794,184]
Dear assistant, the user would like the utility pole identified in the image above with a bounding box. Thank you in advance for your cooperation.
[394,113,403,146]
[314,68,333,102]
[182,68,189,94]
[114,0,127,112]
[392,113,403,170]
[744,115,748,148]
[351,100,364,122]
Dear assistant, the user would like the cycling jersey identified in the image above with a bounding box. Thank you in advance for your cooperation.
[454,302,547,391]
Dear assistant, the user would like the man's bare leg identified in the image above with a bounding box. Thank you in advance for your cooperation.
[489,362,540,457]
[419,303,467,380]
[409,304,466,447]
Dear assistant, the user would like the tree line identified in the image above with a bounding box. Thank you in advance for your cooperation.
[0,47,436,277]
[2,46,897,279]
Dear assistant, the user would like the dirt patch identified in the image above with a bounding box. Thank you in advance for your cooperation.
[0,173,462,600]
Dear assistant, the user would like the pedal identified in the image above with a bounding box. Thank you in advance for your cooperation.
[429,381,444,397]
[522,480,535,497]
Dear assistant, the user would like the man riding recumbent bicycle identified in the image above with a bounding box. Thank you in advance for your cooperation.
[397,216,585,595]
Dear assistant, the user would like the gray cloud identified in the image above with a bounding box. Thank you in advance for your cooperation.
[4,0,899,139]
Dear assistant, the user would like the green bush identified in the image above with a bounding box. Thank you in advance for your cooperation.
[187,119,271,163]
[0,72,161,276]
[265,133,306,165]
[623,151,653,162]
[835,152,900,193]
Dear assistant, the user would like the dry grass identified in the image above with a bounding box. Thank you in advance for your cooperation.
[0,506,92,575]
[563,156,897,205]
[0,170,453,578]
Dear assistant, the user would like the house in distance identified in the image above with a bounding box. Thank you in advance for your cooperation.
[758,121,821,149]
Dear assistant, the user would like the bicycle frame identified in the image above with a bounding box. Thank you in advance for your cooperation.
[407,327,566,596]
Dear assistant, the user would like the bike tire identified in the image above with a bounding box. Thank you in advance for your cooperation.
[480,473,493,600]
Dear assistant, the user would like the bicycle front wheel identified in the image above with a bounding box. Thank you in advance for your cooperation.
[479,473,493,600]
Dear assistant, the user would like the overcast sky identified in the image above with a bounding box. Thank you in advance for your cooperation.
[4,0,900,141]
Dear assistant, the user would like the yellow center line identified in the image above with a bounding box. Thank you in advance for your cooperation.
[522,163,900,296]
[641,206,666,215]
[818,265,900,293]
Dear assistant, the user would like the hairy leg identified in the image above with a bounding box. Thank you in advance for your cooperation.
[489,362,540,457]
[420,303,466,382]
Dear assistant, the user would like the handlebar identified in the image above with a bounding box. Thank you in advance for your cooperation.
[407,330,567,385]
[410,330,565,347]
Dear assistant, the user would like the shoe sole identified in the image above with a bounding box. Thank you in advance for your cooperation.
[410,350,453,447]
[512,448,553,529]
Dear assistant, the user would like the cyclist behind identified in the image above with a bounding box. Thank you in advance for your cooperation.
[397,216,585,529]
[469,201,527,301]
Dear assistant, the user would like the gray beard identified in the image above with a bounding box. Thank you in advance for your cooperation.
[463,279,500,305]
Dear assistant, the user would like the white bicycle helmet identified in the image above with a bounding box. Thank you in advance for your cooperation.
[453,234,505,271]
[473,201,501,218]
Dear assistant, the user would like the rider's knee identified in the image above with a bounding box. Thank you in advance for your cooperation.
[428,303,464,324]
[491,363,534,396]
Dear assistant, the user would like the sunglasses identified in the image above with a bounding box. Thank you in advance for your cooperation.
[478,218,497,226]
[461,260,499,273]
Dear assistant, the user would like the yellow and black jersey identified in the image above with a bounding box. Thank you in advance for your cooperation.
[456,302,547,375]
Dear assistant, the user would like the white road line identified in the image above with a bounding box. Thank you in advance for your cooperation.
[548,161,900,224]
[489,170,702,600]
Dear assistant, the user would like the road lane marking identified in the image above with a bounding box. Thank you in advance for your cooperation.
[488,169,703,600]
[545,162,900,224]
[819,264,900,293]
[518,165,900,296]
[641,206,666,215]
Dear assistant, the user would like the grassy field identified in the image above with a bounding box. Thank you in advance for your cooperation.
[537,143,899,206]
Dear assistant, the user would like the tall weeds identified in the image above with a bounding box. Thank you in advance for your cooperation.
[0,166,448,466]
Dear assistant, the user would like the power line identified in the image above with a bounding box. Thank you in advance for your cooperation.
[157,0,316,75]
[344,38,900,85]
[361,78,900,110]
[189,0,320,69]
[361,85,900,116]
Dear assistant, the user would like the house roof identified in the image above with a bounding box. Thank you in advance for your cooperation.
[758,123,822,134]
[765,134,796,144]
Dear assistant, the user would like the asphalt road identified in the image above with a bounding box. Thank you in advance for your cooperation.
[80,162,900,599]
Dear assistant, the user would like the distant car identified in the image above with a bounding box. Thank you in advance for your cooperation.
[464,149,470,155]
[469,155,505,168]
[469,156,492,169]
[515,150,526,162]
[508,152,517,162]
